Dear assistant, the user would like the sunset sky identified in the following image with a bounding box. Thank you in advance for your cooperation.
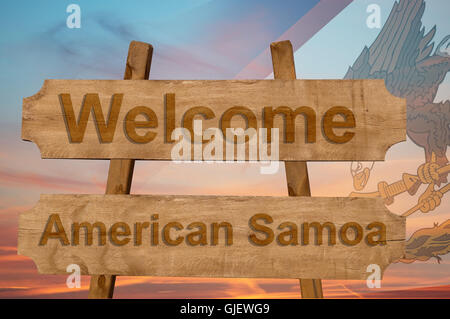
[0,0,449,298]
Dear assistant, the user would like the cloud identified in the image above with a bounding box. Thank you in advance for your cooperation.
[0,169,103,193]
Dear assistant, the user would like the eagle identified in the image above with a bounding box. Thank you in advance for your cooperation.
[344,0,450,185]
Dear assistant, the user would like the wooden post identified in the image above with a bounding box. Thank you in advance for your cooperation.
[270,40,324,299]
[88,41,153,299]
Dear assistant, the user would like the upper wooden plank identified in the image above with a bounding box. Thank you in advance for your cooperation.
[22,79,406,161]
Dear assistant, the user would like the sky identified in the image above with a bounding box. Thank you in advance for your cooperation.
[0,0,449,298]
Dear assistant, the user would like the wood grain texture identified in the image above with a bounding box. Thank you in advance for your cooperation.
[271,40,322,298]
[18,194,405,280]
[88,40,153,299]
[22,79,406,161]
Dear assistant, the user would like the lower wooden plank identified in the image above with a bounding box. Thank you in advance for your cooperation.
[18,194,405,280]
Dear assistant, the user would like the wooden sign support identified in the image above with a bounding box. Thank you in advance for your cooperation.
[18,40,407,299]
[86,40,323,298]
[270,41,323,298]
[88,39,321,299]
[88,41,153,298]
[87,40,326,298]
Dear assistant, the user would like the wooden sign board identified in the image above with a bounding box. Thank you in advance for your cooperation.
[18,194,405,280]
[22,79,405,161]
